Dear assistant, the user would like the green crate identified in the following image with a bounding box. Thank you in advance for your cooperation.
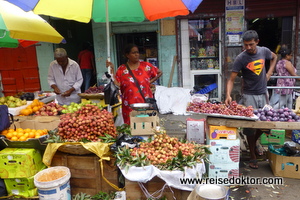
[260,129,285,145]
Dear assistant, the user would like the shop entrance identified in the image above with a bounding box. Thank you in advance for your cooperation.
[115,32,158,67]
[247,17,293,53]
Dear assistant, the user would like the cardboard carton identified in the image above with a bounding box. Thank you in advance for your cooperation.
[207,162,239,179]
[4,176,37,197]
[207,139,240,164]
[130,110,159,135]
[260,129,285,145]
[186,118,206,144]
[208,125,237,140]
[268,150,300,179]
[0,148,45,178]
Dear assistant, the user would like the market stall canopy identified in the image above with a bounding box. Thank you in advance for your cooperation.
[7,0,203,23]
[0,0,64,48]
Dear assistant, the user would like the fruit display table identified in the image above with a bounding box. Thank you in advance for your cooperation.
[206,116,300,130]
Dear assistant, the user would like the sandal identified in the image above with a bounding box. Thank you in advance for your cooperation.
[249,159,258,169]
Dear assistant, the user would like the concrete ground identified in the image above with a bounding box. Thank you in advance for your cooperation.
[159,113,300,200]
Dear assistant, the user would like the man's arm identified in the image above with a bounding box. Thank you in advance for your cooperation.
[266,52,277,80]
[225,72,238,106]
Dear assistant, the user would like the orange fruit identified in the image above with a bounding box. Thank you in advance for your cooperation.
[24,128,31,133]
[11,136,18,141]
[32,106,40,112]
[22,109,31,116]
[6,132,13,139]
[18,136,27,141]
[35,132,41,138]
[1,130,8,135]
[17,132,24,138]
[28,132,35,139]
[23,133,29,138]
[12,131,18,136]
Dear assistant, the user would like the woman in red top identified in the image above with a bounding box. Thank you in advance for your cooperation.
[106,44,162,124]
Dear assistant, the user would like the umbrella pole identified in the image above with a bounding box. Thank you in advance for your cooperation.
[106,0,112,113]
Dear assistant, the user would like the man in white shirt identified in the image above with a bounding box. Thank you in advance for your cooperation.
[48,48,83,105]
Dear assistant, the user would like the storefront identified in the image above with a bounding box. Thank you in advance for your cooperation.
[177,0,300,102]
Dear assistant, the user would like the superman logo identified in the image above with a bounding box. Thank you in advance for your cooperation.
[246,59,265,75]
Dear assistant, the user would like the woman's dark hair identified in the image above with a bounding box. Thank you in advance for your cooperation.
[279,47,292,58]
[123,43,138,56]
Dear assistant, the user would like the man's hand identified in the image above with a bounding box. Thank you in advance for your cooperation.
[61,88,74,97]
[51,85,61,95]
[224,96,232,106]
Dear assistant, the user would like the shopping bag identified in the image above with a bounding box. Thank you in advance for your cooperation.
[0,105,13,132]
[104,79,119,105]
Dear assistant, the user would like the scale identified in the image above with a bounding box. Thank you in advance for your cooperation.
[130,103,150,117]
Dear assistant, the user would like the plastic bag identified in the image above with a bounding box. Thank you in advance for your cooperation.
[0,105,13,132]
[104,79,119,106]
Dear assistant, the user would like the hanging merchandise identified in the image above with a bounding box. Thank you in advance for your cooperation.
[104,72,119,106]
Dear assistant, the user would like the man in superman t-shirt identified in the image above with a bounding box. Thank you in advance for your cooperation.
[225,30,277,169]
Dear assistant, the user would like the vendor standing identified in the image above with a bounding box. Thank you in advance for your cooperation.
[106,43,162,124]
[48,48,83,105]
[225,30,277,169]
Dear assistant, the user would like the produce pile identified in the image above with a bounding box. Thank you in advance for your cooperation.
[1,128,48,141]
[61,101,102,114]
[19,99,44,116]
[0,96,27,108]
[254,107,300,122]
[34,102,64,116]
[57,104,117,142]
[83,85,105,93]
[116,132,210,172]
[187,101,254,117]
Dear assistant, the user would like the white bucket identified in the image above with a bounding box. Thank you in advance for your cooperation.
[34,166,71,200]
[196,184,228,200]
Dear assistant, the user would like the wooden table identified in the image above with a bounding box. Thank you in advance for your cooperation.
[206,116,300,130]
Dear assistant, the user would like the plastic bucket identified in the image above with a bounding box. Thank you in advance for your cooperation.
[34,166,71,200]
[196,184,228,200]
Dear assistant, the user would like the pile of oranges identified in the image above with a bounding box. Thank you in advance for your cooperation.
[1,128,48,141]
[19,99,44,116]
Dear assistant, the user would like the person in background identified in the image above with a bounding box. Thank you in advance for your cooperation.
[106,43,162,124]
[48,48,83,105]
[225,30,277,169]
[78,41,96,92]
[275,47,300,109]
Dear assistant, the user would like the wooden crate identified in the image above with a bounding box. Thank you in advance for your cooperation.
[125,177,191,200]
[51,152,120,196]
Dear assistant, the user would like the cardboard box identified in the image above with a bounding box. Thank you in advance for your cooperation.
[4,176,37,197]
[0,148,45,178]
[208,125,237,140]
[207,162,239,179]
[207,139,240,164]
[51,152,120,196]
[130,110,159,135]
[268,150,300,179]
[186,118,206,144]
[260,129,285,145]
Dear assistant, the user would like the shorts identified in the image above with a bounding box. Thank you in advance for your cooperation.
[240,94,268,109]
[240,94,267,136]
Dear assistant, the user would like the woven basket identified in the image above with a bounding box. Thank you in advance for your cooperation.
[58,144,92,155]
[78,93,104,99]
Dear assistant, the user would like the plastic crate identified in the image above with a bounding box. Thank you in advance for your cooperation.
[196,83,217,94]
[260,129,285,145]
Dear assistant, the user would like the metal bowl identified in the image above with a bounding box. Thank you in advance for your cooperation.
[130,103,150,110]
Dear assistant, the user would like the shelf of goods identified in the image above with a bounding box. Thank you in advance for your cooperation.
[206,116,300,130]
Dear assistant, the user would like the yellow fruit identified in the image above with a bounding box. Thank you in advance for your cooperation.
[19,136,27,141]
[6,133,13,139]
[1,130,8,135]
[11,136,18,141]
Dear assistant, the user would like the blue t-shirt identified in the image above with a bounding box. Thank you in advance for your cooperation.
[232,46,272,95]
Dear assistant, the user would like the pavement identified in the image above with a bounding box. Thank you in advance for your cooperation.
[229,150,300,200]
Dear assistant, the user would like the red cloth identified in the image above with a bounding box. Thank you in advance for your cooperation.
[116,61,159,124]
[78,49,94,69]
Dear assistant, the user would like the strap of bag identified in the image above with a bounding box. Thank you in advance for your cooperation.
[125,63,146,102]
